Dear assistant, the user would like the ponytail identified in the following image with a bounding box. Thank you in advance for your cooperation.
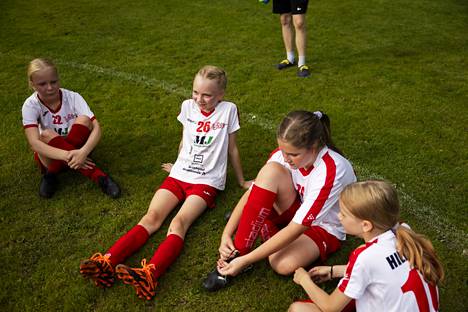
[396,226,444,285]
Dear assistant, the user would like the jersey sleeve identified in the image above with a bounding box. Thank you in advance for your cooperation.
[72,91,95,120]
[227,103,240,134]
[292,153,338,226]
[338,247,371,300]
[22,99,40,128]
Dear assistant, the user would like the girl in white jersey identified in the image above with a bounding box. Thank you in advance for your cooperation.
[80,65,250,300]
[22,58,120,198]
[203,110,356,291]
[290,180,444,312]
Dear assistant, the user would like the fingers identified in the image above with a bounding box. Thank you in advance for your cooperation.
[161,163,173,173]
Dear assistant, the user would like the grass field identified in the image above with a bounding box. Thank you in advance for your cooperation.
[0,0,467,311]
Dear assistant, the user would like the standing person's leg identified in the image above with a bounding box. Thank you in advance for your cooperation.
[80,187,180,288]
[279,13,296,66]
[291,0,311,77]
[273,0,296,69]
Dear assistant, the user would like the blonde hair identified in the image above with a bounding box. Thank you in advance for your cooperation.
[196,65,227,90]
[27,58,58,87]
[340,180,444,285]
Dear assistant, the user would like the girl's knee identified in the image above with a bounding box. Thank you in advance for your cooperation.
[139,211,164,233]
[73,115,92,129]
[167,217,188,237]
[269,256,296,276]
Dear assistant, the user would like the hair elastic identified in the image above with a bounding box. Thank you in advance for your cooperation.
[313,111,323,119]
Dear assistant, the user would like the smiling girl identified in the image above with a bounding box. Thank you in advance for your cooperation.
[80,65,250,300]
[203,110,356,291]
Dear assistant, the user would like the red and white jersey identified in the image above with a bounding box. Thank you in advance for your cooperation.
[169,99,240,190]
[268,147,356,240]
[338,230,440,312]
[22,89,95,136]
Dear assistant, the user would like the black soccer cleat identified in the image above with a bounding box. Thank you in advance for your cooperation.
[98,175,121,198]
[203,268,229,292]
[39,172,58,198]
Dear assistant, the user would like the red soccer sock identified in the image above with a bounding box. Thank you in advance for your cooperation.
[233,185,276,255]
[47,135,106,183]
[149,234,184,279]
[65,123,90,148]
[47,136,75,173]
[260,219,279,242]
[106,225,150,267]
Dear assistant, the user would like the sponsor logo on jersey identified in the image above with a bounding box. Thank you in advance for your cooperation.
[194,135,213,146]
[193,154,204,163]
[212,121,226,130]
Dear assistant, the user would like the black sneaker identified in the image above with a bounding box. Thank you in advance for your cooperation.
[203,268,229,292]
[297,65,311,77]
[98,175,121,198]
[276,59,295,70]
[39,172,57,198]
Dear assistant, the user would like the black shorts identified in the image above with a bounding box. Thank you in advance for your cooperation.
[273,0,309,15]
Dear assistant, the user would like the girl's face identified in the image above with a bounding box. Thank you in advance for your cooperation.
[277,139,317,170]
[192,75,224,113]
[30,67,60,103]
[338,200,365,237]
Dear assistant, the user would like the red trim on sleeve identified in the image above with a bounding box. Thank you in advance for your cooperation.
[339,240,378,293]
[302,152,336,226]
[90,116,96,122]
[23,124,38,129]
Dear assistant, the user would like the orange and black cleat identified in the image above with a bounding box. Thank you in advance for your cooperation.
[80,253,115,288]
[116,259,157,300]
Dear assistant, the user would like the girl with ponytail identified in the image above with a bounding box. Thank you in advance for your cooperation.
[203,110,356,291]
[290,180,443,312]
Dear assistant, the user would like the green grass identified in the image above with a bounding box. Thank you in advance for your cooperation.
[0,0,467,310]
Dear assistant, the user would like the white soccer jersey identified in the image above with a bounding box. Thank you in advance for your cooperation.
[268,146,356,240]
[338,230,440,312]
[22,89,95,136]
[169,99,240,190]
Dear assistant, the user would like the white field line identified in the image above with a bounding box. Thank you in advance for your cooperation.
[4,51,465,251]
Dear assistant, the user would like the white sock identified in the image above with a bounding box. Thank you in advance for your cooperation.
[287,51,295,64]
[298,56,306,67]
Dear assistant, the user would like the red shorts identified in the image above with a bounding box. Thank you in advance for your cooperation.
[270,196,341,261]
[296,299,355,312]
[159,177,218,208]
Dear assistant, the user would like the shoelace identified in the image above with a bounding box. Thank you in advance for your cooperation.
[139,259,156,286]
[91,253,114,272]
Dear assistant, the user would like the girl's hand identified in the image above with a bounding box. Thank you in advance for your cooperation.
[67,149,88,169]
[218,234,236,261]
[293,267,311,286]
[309,266,333,283]
[217,256,248,276]
[161,163,173,173]
[241,180,254,190]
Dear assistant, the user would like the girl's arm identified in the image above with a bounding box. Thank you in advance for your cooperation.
[68,119,102,169]
[309,264,347,283]
[219,221,306,275]
[24,127,69,162]
[294,267,352,312]
[228,131,251,189]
